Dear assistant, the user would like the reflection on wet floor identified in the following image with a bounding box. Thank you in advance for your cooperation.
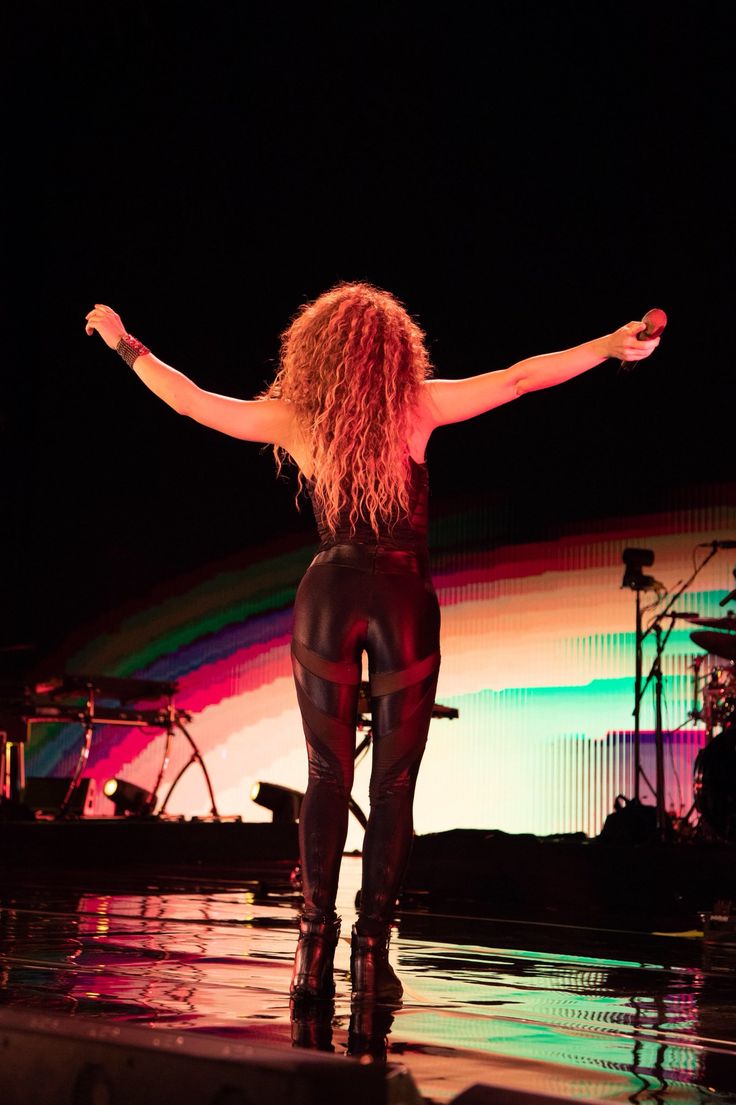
[2,855,736,1104]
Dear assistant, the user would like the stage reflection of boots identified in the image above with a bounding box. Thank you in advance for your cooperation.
[350,922,403,1007]
[290,998,335,1052]
[290,914,341,1000]
[347,1004,395,1061]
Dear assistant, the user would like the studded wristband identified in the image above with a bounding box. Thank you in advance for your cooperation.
[116,334,151,367]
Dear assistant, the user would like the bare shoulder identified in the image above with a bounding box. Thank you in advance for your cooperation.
[405,383,439,460]
[415,378,456,429]
[268,397,300,448]
[416,380,441,420]
[278,406,316,474]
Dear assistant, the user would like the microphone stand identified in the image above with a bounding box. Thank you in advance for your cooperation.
[633,586,646,803]
[634,545,718,841]
[651,619,668,837]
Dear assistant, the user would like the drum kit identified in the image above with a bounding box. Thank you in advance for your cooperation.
[687,613,736,737]
[623,541,736,844]
[685,613,736,842]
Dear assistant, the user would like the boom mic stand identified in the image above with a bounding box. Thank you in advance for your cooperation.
[625,544,719,841]
[638,614,675,838]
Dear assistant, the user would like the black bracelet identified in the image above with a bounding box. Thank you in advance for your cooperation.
[116,334,151,367]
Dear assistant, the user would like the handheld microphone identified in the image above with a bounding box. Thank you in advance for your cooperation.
[619,307,668,370]
[703,540,736,549]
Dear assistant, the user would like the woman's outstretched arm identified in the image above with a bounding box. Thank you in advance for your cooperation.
[84,304,293,446]
[420,321,661,428]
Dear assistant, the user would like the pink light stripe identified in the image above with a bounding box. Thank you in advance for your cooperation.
[89,728,168,783]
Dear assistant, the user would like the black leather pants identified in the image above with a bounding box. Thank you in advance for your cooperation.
[291,543,441,925]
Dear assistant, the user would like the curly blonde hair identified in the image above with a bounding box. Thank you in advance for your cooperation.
[264,282,433,537]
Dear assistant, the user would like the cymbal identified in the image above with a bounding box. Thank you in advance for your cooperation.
[685,615,736,631]
[690,631,736,663]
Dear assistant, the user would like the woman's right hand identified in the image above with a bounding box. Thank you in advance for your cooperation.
[84,304,127,350]
[604,321,660,363]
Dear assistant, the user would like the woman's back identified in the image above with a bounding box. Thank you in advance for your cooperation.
[307,455,429,553]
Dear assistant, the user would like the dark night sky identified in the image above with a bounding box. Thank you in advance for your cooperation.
[3,3,734,660]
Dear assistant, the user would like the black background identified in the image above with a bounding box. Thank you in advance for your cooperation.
[3,2,734,660]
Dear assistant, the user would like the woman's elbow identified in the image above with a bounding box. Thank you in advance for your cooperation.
[168,383,199,417]
[502,367,530,399]
[165,393,190,417]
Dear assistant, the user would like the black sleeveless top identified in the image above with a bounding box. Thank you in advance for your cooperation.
[307,457,429,554]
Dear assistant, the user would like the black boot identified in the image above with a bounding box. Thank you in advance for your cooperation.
[290,914,341,1000]
[350,922,403,1006]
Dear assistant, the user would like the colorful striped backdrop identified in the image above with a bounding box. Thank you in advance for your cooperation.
[27,487,736,848]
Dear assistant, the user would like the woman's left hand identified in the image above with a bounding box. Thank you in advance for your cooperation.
[606,321,660,362]
[85,304,127,350]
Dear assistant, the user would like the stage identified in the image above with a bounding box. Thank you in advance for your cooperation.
[2,852,736,1104]
[3,815,736,930]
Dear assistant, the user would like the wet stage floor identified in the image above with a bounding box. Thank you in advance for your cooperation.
[2,855,736,1104]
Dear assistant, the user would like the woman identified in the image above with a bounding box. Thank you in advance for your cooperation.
[85,285,660,1005]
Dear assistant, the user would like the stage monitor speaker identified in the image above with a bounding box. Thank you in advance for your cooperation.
[0,1008,421,1105]
[22,777,96,817]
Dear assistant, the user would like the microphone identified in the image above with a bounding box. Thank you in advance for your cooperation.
[619,307,668,370]
[701,540,736,549]
[720,588,736,608]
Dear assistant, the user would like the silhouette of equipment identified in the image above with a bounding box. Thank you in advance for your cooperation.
[0,673,217,819]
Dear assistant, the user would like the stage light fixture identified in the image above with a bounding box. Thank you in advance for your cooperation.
[250,781,303,823]
[621,547,662,593]
[103,778,156,817]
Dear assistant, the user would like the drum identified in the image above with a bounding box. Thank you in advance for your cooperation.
[694,726,736,841]
[702,664,736,733]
